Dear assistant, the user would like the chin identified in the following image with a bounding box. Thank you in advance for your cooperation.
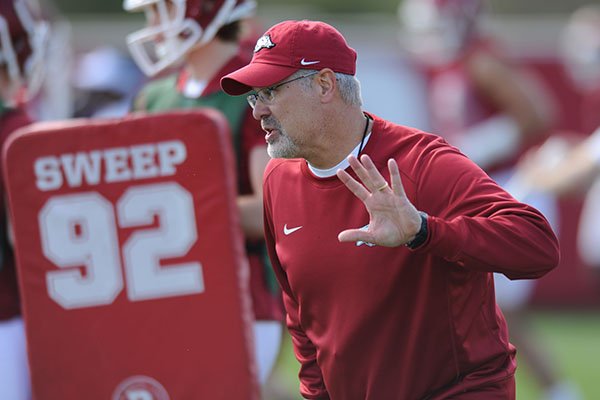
[267,145,295,159]
[267,147,285,159]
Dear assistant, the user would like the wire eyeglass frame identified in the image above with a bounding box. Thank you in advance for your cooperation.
[246,71,318,109]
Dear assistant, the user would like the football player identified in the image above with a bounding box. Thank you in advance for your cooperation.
[561,5,600,271]
[0,0,48,398]
[398,1,581,399]
[514,5,600,272]
[123,0,285,388]
[398,0,552,172]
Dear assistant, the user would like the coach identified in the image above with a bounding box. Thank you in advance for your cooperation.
[221,19,559,400]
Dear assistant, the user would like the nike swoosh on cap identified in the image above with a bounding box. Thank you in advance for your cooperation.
[284,224,303,235]
[300,58,320,66]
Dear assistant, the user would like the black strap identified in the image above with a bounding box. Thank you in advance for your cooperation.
[405,212,428,249]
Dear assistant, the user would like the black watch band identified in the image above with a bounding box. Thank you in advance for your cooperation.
[405,212,428,249]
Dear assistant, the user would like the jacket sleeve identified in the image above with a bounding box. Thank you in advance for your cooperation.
[411,143,559,280]
[263,176,329,399]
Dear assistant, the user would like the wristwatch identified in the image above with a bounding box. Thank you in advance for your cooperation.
[405,211,428,249]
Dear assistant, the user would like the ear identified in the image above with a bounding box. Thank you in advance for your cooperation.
[315,68,337,103]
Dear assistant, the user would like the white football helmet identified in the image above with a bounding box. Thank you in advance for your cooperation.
[0,0,49,101]
[123,0,256,77]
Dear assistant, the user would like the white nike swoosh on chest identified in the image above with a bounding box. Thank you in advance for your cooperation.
[283,224,303,235]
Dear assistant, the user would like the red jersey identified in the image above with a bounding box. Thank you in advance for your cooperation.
[263,114,559,399]
[0,105,31,320]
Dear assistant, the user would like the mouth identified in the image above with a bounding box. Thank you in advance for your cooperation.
[263,126,279,144]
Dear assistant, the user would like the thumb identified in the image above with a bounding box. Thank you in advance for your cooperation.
[338,228,371,243]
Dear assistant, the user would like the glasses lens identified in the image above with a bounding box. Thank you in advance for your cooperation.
[246,73,316,109]
[262,87,275,102]
[247,94,257,108]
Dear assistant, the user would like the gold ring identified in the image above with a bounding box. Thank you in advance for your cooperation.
[376,182,389,192]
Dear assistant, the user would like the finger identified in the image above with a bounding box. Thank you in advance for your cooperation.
[338,228,372,243]
[388,158,407,198]
[360,154,390,193]
[360,154,389,191]
[337,168,370,201]
[348,155,379,193]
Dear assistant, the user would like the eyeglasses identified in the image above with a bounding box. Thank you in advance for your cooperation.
[246,72,318,109]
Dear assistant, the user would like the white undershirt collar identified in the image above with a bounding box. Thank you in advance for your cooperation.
[308,132,372,178]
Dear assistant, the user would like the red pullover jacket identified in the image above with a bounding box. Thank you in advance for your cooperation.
[263,113,559,399]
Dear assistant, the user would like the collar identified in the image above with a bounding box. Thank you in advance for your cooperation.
[308,131,373,178]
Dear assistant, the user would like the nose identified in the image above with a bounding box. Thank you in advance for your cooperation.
[252,99,270,121]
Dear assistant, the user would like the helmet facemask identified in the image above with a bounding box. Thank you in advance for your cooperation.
[124,0,256,77]
[0,0,48,102]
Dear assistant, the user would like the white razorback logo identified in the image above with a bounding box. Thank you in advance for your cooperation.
[254,34,275,53]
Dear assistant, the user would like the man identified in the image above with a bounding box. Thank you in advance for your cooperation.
[514,4,600,271]
[220,20,559,399]
[122,0,284,386]
[398,2,582,399]
[398,0,552,173]
[0,0,48,398]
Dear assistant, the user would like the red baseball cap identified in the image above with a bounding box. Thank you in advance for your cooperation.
[220,20,357,95]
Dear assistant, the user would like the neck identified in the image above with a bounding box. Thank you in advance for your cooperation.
[184,39,239,81]
[308,108,370,169]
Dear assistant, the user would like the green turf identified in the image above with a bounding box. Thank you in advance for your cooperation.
[515,310,600,399]
[270,310,600,399]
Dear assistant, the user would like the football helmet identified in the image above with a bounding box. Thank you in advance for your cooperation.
[560,5,600,91]
[0,0,49,100]
[398,0,483,66]
[124,0,256,77]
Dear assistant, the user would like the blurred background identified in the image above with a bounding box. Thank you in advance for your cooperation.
[39,0,600,398]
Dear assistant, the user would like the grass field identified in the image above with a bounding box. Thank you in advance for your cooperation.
[515,310,600,399]
[267,310,600,399]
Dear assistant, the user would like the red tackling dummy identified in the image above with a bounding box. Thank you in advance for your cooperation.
[3,110,259,400]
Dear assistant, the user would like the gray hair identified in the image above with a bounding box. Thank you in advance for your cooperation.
[289,69,363,107]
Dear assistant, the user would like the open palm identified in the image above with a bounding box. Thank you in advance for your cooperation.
[336,155,422,247]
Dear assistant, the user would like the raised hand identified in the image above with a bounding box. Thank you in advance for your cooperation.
[336,154,422,247]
